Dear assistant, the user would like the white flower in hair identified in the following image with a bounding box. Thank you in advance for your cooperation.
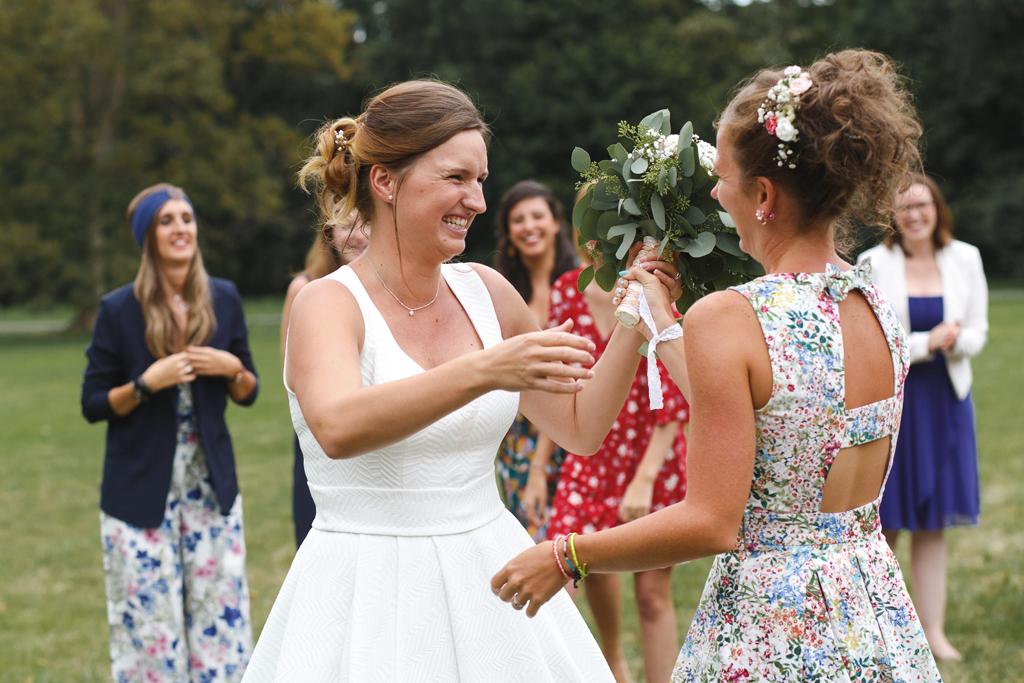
[775,118,797,142]
[760,66,814,169]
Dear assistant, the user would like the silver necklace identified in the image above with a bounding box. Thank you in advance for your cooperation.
[367,260,440,316]
[172,294,189,312]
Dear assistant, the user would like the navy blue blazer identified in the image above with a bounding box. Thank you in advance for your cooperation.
[82,278,259,528]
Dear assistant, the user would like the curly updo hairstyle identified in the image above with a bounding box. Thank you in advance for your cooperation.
[718,50,923,248]
[298,80,490,245]
[494,180,577,304]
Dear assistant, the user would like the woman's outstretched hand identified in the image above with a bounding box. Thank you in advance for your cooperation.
[491,541,568,618]
[481,319,597,394]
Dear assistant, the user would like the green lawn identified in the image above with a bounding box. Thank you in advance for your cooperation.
[0,299,1021,682]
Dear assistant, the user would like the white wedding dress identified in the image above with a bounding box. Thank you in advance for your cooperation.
[243,264,614,683]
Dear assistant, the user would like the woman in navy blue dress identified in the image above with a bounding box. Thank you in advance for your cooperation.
[859,173,989,660]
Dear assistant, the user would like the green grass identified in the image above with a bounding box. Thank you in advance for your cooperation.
[0,299,1021,682]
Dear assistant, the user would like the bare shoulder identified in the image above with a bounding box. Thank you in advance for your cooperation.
[683,289,759,343]
[291,277,365,346]
[465,263,537,337]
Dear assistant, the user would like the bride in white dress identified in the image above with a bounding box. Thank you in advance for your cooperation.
[242,81,682,682]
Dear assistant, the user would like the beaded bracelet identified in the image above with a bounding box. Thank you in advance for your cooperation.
[551,536,573,582]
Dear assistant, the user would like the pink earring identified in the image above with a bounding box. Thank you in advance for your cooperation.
[768,213,775,220]
[755,209,766,225]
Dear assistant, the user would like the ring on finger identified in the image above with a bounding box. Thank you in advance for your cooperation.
[673,272,682,280]
[512,597,524,610]
[185,365,193,373]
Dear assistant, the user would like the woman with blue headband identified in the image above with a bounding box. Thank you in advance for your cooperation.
[82,183,259,682]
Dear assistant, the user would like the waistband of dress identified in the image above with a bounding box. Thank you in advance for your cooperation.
[735,502,880,553]
[309,469,505,537]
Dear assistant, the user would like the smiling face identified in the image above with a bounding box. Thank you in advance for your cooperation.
[893,183,937,244]
[394,129,488,260]
[507,196,559,261]
[150,198,197,266]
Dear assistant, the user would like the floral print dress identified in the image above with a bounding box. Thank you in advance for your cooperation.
[100,383,253,683]
[673,264,941,682]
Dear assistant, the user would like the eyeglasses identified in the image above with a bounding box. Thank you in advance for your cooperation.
[895,201,935,215]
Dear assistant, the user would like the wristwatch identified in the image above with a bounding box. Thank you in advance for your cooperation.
[131,375,154,402]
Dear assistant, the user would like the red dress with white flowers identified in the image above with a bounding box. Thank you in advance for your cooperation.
[545,269,688,538]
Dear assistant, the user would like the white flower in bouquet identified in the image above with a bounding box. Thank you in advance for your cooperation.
[662,134,679,157]
[693,134,717,175]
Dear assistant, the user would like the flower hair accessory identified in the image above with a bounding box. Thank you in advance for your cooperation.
[757,65,814,169]
[334,129,349,153]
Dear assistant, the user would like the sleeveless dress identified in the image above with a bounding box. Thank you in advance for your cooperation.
[243,264,614,683]
[879,296,980,531]
[673,264,941,682]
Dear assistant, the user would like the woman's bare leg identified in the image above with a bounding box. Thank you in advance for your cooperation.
[634,568,677,683]
[910,530,962,660]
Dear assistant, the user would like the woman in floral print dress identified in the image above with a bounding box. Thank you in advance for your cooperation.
[493,50,942,682]
[82,184,259,682]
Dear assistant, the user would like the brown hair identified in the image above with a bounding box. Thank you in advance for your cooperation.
[298,80,490,255]
[302,211,369,281]
[494,180,577,303]
[885,172,954,250]
[718,50,923,250]
[129,184,216,358]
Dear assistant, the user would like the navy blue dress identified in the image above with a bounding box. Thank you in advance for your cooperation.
[880,296,981,531]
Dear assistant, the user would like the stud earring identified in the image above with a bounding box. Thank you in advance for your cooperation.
[755,209,765,225]
[768,213,775,220]
[388,194,393,200]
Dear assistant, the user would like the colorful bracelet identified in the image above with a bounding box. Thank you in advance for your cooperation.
[551,536,573,582]
[567,533,588,579]
[561,535,585,588]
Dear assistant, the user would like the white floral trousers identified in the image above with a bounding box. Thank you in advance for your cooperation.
[100,436,253,683]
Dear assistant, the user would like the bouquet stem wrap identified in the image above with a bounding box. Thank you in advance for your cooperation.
[615,236,660,328]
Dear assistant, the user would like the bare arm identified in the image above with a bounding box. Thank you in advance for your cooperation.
[492,291,761,616]
[473,264,651,455]
[281,274,310,365]
[287,278,598,460]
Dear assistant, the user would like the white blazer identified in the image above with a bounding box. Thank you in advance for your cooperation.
[858,240,988,400]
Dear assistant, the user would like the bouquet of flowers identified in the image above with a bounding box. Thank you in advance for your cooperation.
[570,109,763,324]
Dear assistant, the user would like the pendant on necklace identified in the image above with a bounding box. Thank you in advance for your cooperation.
[409,310,415,316]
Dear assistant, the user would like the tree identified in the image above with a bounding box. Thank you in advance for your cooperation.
[0,0,358,317]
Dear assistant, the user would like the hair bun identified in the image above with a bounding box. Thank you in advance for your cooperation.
[721,49,923,249]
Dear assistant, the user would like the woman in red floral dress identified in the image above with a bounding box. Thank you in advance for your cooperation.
[545,267,688,683]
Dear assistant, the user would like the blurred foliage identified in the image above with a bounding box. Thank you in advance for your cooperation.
[0,0,1020,314]
[0,0,356,315]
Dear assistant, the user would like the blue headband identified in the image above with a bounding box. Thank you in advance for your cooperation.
[131,189,194,247]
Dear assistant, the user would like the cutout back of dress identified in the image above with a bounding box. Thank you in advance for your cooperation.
[730,262,909,519]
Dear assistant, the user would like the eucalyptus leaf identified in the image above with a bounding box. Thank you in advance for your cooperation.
[678,121,693,151]
[682,231,716,257]
[668,166,677,188]
[657,233,671,259]
[597,211,623,238]
[606,222,638,240]
[577,264,595,293]
[679,216,698,237]
[714,231,746,257]
[651,193,665,229]
[691,163,709,189]
[611,143,628,166]
[595,262,618,292]
[622,197,641,216]
[572,193,589,230]
[718,210,736,228]
[660,112,672,136]
[657,167,667,194]
[631,156,649,174]
[571,147,591,173]
[614,226,638,259]
[639,219,660,237]
[580,207,600,242]
[677,176,692,196]
[598,159,615,173]
[590,198,618,211]
[683,205,705,225]
[680,147,695,177]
